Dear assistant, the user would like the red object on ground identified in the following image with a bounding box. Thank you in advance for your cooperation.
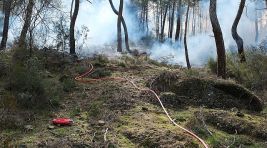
[52,118,73,126]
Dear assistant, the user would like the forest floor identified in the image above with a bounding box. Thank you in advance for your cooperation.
[0,52,267,148]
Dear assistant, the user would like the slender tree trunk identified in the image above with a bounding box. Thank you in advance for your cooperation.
[160,5,168,42]
[69,0,79,55]
[169,1,175,39]
[116,0,123,52]
[175,0,181,41]
[231,0,246,62]
[156,2,160,39]
[209,0,226,79]
[255,9,259,43]
[18,0,34,47]
[0,0,12,50]
[109,0,131,53]
[184,5,191,69]
[192,6,196,35]
[145,3,149,35]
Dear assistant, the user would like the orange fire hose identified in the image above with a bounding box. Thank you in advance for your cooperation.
[75,63,209,148]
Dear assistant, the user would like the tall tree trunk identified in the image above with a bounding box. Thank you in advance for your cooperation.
[160,5,168,42]
[169,1,175,39]
[0,0,12,50]
[255,9,259,43]
[18,0,34,47]
[231,0,246,62]
[209,0,226,79]
[156,2,160,40]
[175,0,181,41]
[116,0,123,52]
[184,5,191,69]
[69,0,79,55]
[109,0,131,53]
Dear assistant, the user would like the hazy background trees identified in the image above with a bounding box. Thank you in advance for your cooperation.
[1,0,267,78]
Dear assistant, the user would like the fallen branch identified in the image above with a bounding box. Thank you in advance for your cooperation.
[104,128,109,141]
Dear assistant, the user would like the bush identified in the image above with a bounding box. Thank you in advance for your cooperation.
[0,52,10,78]
[207,50,267,90]
[76,65,88,75]
[62,78,76,92]
[88,100,103,118]
[207,58,217,74]
[7,57,48,109]
[42,79,63,108]
[90,68,112,78]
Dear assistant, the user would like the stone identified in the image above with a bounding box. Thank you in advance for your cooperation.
[48,125,55,130]
[24,125,33,131]
[98,120,105,126]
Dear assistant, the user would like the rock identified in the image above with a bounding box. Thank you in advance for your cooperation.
[98,120,105,126]
[24,125,33,131]
[48,125,55,130]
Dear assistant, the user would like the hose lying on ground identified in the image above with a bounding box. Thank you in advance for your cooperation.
[75,63,209,148]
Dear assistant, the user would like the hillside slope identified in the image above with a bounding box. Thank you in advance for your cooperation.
[0,53,267,148]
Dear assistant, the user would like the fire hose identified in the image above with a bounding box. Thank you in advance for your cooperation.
[75,63,209,148]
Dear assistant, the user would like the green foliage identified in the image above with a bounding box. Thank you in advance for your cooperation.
[184,69,200,78]
[93,55,109,67]
[90,68,112,78]
[207,50,267,90]
[207,58,217,74]
[88,100,103,118]
[42,79,63,108]
[117,61,127,67]
[76,65,88,74]
[62,78,76,92]
[0,52,10,78]
[7,56,48,109]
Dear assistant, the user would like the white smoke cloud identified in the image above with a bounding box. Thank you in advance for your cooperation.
[5,0,267,66]
[149,0,267,66]
[64,0,142,55]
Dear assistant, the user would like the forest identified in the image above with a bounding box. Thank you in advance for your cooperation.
[0,0,267,147]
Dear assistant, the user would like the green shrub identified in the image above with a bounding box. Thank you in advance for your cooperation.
[88,100,103,118]
[117,61,127,67]
[93,55,109,67]
[184,69,200,78]
[207,50,267,90]
[207,58,217,74]
[7,57,48,109]
[42,79,63,108]
[90,68,112,78]
[62,78,76,92]
[76,65,88,74]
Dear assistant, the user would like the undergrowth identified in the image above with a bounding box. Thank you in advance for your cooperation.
[207,49,267,91]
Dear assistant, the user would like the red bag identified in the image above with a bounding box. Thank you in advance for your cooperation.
[52,118,73,126]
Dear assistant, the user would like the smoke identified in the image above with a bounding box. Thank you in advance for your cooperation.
[63,0,145,56]
[4,0,267,65]
[0,12,3,38]
[72,0,267,66]
[149,0,267,66]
